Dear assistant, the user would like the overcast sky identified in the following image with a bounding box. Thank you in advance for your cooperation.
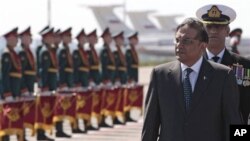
[0,0,249,38]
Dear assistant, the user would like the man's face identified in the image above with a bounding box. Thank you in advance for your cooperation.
[88,35,98,45]
[62,34,72,44]
[175,24,204,66]
[21,35,32,46]
[54,35,61,45]
[6,35,18,48]
[78,35,87,45]
[204,24,229,45]
[103,34,112,44]
[44,34,54,45]
[129,37,139,46]
[115,36,124,46]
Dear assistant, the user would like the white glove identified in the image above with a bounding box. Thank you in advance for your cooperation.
[60,86,68,91]
[114,81,121,87]
[5,96,14,102]
[40,91,51,96]
[89,81,96,87]
[22,91,30,97]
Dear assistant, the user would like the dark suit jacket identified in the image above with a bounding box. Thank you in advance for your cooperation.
[142,58,242,141]
[204,49,250,124]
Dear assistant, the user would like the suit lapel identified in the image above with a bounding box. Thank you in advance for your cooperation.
[189,59,214,114]
[204,49,235,66]
[169,61,186,114]
[221,49,235,66]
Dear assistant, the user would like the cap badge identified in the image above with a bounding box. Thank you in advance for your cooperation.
[208,6,221,18]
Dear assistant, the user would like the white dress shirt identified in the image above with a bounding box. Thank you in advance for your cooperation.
[181,57,203,92]
[206,48,225,63]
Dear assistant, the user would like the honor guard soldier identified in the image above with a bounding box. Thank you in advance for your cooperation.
[196,4,250,124]
[18,26,35,141]
[39,27,58,92]
[36,25,50,77]
[113,31,127,125]
[73,29,90,133]
[54,29,61,53]
[99,27,116,127]
[100,27,116,85]
[1,27,21,100]
[113,31,127,85]
[55,27,74,138]
[18,27,36,96]
[57,27,74,89]
[37,27,56,141]
[125,31,140,122]
[73,29,89,88]
[229,28,242,54]
[87,29,101,86]
[1,27,21,141]
[86,29,102,130]
[126,31,139,83]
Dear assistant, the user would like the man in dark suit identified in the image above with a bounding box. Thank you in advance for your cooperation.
[142,18,242,141]
[196,4,250,124]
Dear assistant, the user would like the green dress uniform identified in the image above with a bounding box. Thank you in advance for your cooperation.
[58,45,74,88]
[19,46,36,93]
[36,25,50,79]
[88,46,101,85]
[1,48,22,98]
[39,45,58,91]
[73,45,90,87]
[126,46,139,83]
[114,46,127,84]
[100,44,116,83]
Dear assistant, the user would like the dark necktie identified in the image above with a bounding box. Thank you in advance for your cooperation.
[183,68,193,112]
[212,56,220,62]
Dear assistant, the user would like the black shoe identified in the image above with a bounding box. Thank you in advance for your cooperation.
[2,135,9,141]
[56,131,71,138]
[126,115,136,122]
[37,135,54,141]
[72,128,87,133]
[86,126,99,131]
[99,121,113,128]
[114,118,125,125]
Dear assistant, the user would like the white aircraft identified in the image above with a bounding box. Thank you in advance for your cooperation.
[88,4,250,61]
[87,5,178,62]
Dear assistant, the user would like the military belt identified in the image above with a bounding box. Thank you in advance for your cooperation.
[131,64,139,68]
[9,72,22,78]
[65,68,73,73]
[90,65,99,70]
[118,67,127,71]
[79,67,89,72]
[48,68,58,73]
[24,70,36,76]
[107,65,116,70]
